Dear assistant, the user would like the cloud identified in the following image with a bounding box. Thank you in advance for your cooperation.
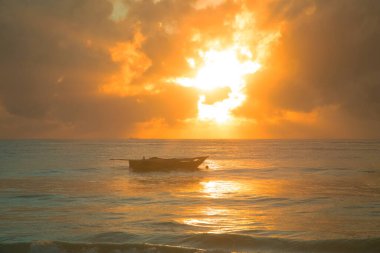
[0,0,198,138]
[193,0,227,10]
[0,0,379,138]
[237,0,380,138]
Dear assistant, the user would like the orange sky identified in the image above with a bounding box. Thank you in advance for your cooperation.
[0,0,380,139]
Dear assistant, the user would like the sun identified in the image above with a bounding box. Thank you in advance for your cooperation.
[170,9,280,125]
[175,46,261,123]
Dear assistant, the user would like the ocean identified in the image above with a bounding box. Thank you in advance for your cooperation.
[0,139,379,253]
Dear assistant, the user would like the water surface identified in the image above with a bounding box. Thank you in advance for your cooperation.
[1,139,379,252]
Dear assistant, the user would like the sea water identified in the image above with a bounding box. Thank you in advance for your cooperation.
[0,139,379,252]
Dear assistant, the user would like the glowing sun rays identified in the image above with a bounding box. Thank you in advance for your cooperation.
[175,46,261,123]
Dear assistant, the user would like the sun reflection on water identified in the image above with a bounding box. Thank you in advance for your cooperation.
[201,180,241,199]
[180,180,253,233]
[182,206,254,234]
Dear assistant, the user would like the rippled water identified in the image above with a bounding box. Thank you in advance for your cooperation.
[0,140,379,252]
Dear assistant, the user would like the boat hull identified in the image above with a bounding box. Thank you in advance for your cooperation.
[129,156,208,171]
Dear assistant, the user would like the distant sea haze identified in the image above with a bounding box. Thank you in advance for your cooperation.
[1,140,379,253]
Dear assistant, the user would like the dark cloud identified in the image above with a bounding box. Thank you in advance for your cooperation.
[0,0,198,138]
[0,0,118,117]
[280,0,380,114]
[239,0,380,137]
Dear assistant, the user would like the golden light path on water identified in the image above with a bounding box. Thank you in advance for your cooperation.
[200,180,242,199]
[104,168,268,235]
[181,180,251,234]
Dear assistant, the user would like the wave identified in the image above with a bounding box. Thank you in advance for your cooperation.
[86,231,141,243]
[1,234,380,253]
[0,241,207,253]
[180,234,380,253]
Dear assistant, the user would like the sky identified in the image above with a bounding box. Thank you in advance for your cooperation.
[0,0,380,139]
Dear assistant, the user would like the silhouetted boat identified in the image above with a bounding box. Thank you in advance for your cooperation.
[128,156,208,171]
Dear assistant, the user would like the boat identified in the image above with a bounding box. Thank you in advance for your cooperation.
[128,156,208,171]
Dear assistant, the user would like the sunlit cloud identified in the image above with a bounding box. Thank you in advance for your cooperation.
[193,0,227,10]
[171,8,278,124]
[176,47,261,123]
[109,0,128,22]
[1,0,379,139]
[100,30,152,96]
